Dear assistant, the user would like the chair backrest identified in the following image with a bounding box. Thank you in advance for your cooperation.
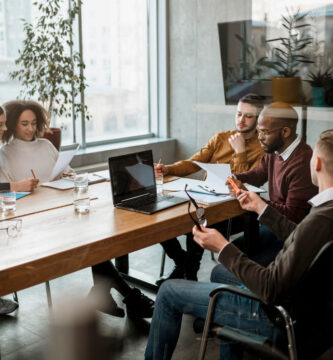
[292,241,333,359]
[42,127,62,151]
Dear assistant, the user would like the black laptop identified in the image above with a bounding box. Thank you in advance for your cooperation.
[108,150,187,214]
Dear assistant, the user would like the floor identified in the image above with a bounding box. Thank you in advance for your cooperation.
[0,237,221,360]
[1,237,333,360]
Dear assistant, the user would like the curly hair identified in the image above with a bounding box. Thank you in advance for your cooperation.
[2,100,50,143]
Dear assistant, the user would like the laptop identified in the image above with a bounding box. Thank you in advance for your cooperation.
[108,150,187,214]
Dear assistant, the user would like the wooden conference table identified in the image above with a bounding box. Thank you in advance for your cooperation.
[0,180,245,297]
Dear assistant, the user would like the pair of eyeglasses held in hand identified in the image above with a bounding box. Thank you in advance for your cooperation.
[184,184,207,231]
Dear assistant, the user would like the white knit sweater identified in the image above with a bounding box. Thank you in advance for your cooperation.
[0,138,61,183]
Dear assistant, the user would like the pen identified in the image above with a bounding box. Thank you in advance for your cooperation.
[158,158,162,164]
[31,169,36,179]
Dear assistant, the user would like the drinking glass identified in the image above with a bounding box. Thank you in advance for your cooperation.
[73,188,90,214]
[74,173,89,191]
[0,191,16,212]
[156,173,163,194]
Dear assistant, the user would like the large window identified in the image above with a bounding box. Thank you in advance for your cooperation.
[0,0,154,147]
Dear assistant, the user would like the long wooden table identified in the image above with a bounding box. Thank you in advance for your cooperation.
[0,181,245,296]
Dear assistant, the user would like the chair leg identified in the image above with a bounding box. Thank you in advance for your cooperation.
[160,249,166,277]
[45,281,53,308]
[13,292,18,304]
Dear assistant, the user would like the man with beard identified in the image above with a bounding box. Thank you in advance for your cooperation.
[211,101,318,285]
[154,93,265,284]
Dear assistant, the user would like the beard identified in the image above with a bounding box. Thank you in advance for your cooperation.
[260,133,284,153]
[237,122,257,134]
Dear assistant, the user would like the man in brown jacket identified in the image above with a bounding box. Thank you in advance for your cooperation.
[155,93,265,284]
[145,129,333,360]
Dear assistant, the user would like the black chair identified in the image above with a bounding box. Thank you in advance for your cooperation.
[198,240,333,360]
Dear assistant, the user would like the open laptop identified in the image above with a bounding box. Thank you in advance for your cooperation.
[108,150,187,214]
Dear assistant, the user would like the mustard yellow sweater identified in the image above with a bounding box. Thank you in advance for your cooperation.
[166,130,264,177]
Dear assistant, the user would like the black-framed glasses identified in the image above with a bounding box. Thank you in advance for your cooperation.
[184,184,207,231]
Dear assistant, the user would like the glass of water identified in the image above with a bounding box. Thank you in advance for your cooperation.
[0,191,16,212]
[73,188,90,214]
[155,173,163,194]
[74,173,89,191]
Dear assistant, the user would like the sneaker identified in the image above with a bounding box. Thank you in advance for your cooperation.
[87,287,125,318]
[156,264,185,287]
[122,288,154,318]
[0,298,18,315]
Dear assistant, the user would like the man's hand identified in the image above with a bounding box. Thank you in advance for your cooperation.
[193,225,228,253]
[228,133,246,154]
[154,163,168,177]
[236,189,266,215]
[226,178,244,197]
[10,178,39,192]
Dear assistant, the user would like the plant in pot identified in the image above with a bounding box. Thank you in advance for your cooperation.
[264,8,314,104]
[306,69,332,107]
[10,0,90,148]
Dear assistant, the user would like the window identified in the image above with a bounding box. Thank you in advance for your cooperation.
[0,0,161,148]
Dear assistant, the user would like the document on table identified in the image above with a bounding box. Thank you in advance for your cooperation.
[49,145,79,180]
[41,172,108,190]
[172,190,233,205]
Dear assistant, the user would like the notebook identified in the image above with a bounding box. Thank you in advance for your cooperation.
[108,150,187,214]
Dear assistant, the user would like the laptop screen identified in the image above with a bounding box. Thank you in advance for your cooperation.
[109,150,156,204]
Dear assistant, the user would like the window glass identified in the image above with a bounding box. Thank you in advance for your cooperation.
[82,0,149,143]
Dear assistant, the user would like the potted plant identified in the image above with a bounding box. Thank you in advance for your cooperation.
[264,8,314,103]
[10,0,90,145]
[307,69,332,107]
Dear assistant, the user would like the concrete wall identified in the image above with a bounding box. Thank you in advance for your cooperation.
[167,1,333,161]
[168,0,251,161]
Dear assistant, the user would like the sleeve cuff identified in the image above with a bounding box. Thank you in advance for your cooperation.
[217,242,232,260]
[257,204,268,220]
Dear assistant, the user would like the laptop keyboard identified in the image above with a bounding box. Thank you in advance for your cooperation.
[122,193,174,208]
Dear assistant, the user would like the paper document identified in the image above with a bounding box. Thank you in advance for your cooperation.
[50,145,79,180]
[173,190,234,205]
[194,161,232,194]
[41,172,107,190]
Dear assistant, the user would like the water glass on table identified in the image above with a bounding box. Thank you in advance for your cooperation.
[156,173,163,194]
[74,173,89,191]
[0,191,16,212]
[73,188,90,214]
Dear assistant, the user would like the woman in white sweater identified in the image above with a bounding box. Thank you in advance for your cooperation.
[0,100,63,183]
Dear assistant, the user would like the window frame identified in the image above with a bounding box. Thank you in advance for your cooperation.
[62,0,167,151]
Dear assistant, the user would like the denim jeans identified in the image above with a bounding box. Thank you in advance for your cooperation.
[145,279,284,360]
[211,225,282,285]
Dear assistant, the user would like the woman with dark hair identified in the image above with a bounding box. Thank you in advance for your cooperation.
[0,100,69,183]
[0,105,39,315]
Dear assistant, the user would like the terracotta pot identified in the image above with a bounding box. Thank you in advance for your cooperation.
[42,127,62,150]
[271,77,303,104]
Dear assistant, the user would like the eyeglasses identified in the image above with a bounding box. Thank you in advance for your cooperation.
[184,185,207,230]
[0,219,22,238]
[256,126,285,136]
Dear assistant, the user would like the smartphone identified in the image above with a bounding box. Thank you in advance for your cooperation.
[227,176,240,192]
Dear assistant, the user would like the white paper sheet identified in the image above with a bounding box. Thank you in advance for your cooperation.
[50,146,79,180]
[173,190,234,205]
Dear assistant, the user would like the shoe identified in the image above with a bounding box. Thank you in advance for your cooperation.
[122,288,154,318]
[0,298,18,315]
[156,264,185,287]
[87,287,125,318]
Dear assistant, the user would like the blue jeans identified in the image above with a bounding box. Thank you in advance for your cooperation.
[145,279,284,360]
[211,225,282,285]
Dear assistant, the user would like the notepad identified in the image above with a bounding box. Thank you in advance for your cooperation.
[41,172,107,190]
[0,192,31,200]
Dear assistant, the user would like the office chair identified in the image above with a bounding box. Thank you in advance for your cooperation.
[13,280,53,309]
[198,240,333,360]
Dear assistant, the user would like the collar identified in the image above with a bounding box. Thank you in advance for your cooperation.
[275,135,301,161]
[308,187,333,207]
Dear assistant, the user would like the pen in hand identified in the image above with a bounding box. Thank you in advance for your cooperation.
[31,169,36,179]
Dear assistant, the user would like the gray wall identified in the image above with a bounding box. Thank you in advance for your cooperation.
[167,0,333,161]
[168,0,251,161]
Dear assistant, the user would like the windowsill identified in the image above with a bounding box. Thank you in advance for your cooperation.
[71,137,176,171]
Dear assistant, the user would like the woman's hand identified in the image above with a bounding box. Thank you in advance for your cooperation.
[11,178,39,192]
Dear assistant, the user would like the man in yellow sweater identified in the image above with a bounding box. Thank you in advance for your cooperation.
[155,93,265,284]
